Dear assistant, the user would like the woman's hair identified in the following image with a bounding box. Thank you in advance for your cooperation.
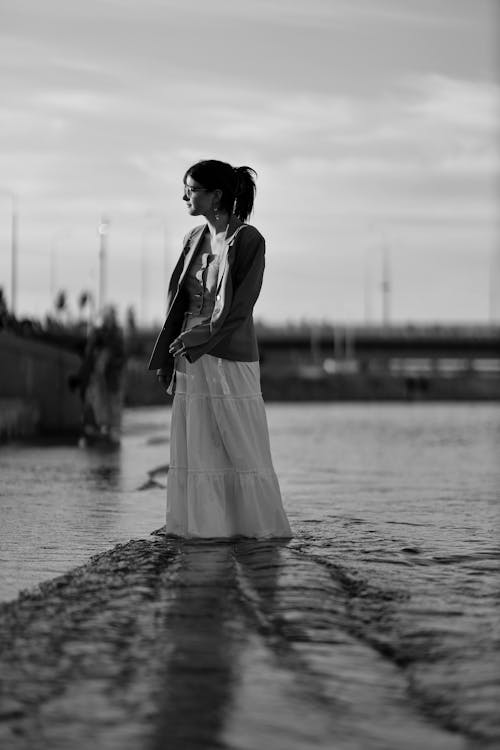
[183,159,257,222]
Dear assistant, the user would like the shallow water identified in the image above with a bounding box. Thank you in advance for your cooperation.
[275,403,500,745]
[0,408,171,599]
[1,402,499,745]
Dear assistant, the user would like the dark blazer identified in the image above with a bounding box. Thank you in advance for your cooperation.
[148,216,265,388]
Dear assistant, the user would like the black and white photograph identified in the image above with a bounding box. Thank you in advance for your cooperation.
[1,1,499,748]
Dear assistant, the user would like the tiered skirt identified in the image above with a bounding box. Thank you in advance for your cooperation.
[166,355,292,539]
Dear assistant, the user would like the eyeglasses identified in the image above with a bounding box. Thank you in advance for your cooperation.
[183,185,209,197]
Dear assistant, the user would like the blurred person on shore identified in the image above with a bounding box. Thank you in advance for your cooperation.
[149,159,291,539]
[69,305,126,446]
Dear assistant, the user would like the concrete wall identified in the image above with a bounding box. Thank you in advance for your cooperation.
[0,332,82,434]
[0,399,39,441]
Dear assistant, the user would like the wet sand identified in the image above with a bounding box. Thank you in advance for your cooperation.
[0,533,495,750]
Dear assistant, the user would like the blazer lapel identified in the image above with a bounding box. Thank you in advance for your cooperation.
[178,225,206,289]
[216,243,230,294]
[216,218,244,293]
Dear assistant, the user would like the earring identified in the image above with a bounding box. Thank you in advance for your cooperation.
[214,206,220,222]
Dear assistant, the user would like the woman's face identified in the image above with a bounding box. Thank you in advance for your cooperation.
[182,177,216,217]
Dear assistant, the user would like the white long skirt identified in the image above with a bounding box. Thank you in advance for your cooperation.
[167,355,292,539]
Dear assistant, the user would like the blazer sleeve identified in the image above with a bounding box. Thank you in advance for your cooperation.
[178,230,265,361]
[146,229,196,372]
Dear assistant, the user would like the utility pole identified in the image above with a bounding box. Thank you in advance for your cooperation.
[50,229,70,306]
[489,244,500,323]
[1,191,18,314]
[10,194,18,315]
[381,246,391,326]
[140,225,148,325]
[363,252,372,325]
[98,216,110,313]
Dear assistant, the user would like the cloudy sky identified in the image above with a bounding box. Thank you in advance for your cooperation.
[1,0,499,326]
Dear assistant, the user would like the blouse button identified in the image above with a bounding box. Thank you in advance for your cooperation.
[216,294,221,301]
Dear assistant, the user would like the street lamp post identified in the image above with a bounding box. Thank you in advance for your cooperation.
[50,229,70,306]
[10,194,18,315]
[1,191,18,315]
[381,246,391,326]
[98,216,110,314]
[363,250,373,326]
[489,244,500,323]
[140,225,148,325]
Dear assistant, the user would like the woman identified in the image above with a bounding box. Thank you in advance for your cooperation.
[149,159,291,539]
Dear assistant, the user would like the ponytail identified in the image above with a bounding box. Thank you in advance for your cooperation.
[233,166,257,222]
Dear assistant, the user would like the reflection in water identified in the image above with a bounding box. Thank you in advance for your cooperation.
[233,541,335,713]
[81,447,123,491]
[150,540,284,750]
[150,543,237,750]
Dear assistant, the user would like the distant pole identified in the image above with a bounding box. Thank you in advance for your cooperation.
[50,245,57,303]
[488,247,494,323]
[50,229,70,307]
[140,227,148,325]
[98,216,109,313]
[381,246,391,326]
[364,253,372,325]
[489,244,500,323]
[10,194,18,315]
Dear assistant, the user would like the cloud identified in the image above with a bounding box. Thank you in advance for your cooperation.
[34,90,110,115]
[407,74,500,131]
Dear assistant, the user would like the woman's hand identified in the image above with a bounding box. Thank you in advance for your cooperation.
[168,337,186,357]
[156,368,170,390]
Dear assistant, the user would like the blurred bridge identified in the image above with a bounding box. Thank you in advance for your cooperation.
[257,324,500,374]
